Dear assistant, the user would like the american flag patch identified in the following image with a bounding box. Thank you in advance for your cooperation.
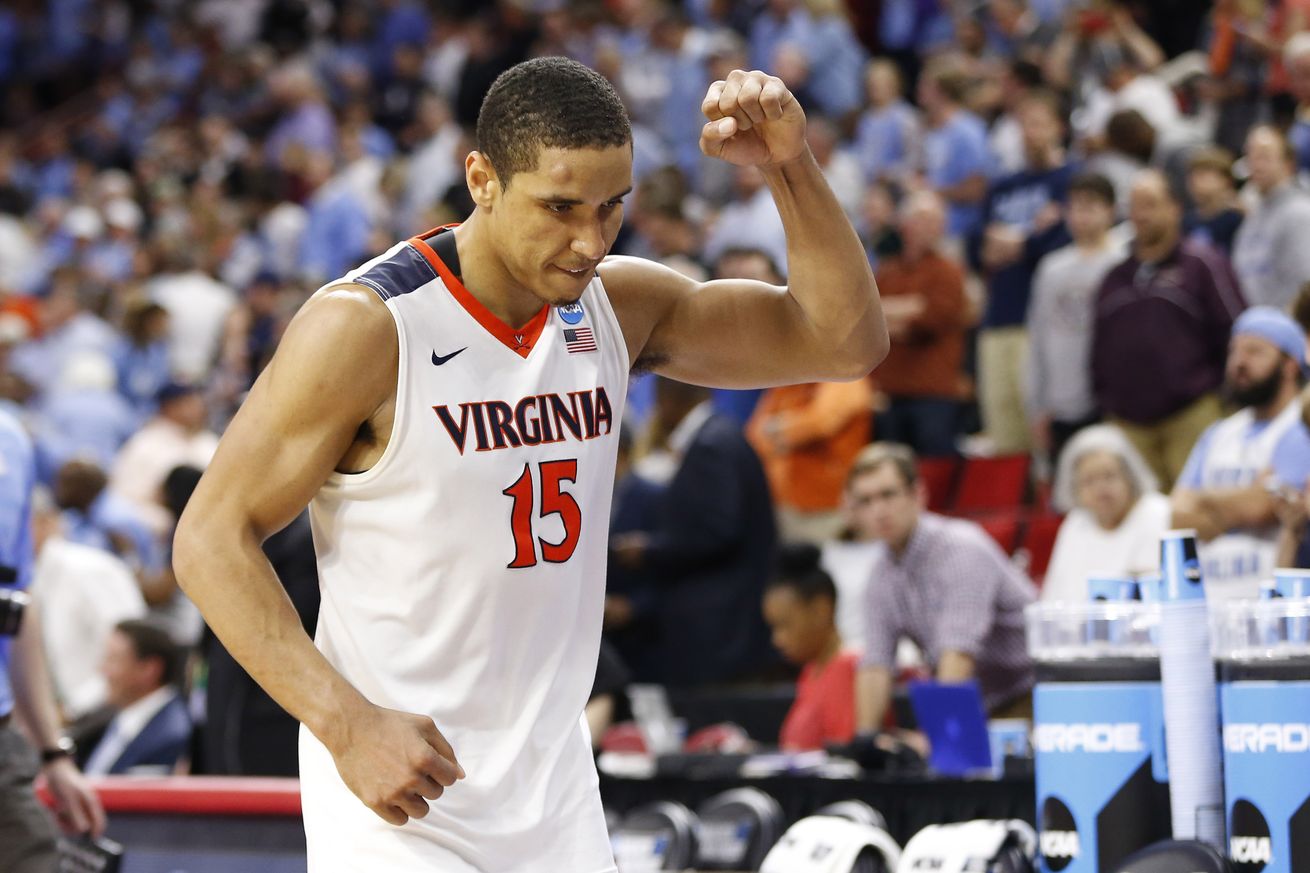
[564,327,597,353]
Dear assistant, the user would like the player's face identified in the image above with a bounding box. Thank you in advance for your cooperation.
[494,144,632,305]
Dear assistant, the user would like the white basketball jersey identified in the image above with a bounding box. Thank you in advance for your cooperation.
[300,228,626,872]
[1193,399,1301,602]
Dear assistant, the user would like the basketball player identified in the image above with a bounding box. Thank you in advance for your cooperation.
[174,58,887,872]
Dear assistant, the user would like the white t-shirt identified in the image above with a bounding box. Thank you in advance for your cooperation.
[148,270,237,382]
[1040,492,1172,603]
[1079,75,1183,147]
[820,540,877,654]
[110,419,219,532]
[36,537,146,719]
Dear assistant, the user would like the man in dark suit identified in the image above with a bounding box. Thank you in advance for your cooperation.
[81,619,190,775]
[161,465,320,776]
[610,378,778,686]
[203,510,320,775]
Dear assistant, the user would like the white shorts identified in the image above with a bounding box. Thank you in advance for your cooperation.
[299,726,617,873]
[305,819,483,873]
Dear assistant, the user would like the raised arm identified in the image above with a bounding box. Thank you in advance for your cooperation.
[605,70,888,388]
[173,287,462,826]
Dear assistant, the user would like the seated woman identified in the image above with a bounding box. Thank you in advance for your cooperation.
[1042,425,1172,602]
[762,544,860,751]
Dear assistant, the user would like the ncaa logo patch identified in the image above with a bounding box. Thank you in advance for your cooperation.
[557,302,585,325]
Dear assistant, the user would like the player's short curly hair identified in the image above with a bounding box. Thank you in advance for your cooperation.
[476,57,632,187]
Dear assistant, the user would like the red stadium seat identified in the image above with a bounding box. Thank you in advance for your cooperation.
[601,722,648,754]
[977,513,1020,554]
[1021,512,1064,585]
[916,457,959,513]
[683,723,751,754]
[953,455,1031,515]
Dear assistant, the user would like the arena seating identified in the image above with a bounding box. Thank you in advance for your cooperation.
[916,457,960,514]
[914,455,1062,586]
[952,456,1032,516]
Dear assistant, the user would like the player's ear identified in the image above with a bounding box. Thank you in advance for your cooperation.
[466,151,501,208]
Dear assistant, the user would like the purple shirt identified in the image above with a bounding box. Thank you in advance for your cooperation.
[859,512,1036,710]
[1092,241,1246,425]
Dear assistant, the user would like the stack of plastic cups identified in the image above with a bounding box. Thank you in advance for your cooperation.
[1271,569,1310,643]
[1158,530,1226,848]
[1217,568,1310,872]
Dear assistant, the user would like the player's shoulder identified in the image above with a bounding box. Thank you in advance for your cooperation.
[351,238,445,302]
[597,254,697,299]
[274,283,397,389]
[596,255,699,340]
[297,282,394,337]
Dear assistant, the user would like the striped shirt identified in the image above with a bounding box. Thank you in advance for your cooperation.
[859,512,1036,710]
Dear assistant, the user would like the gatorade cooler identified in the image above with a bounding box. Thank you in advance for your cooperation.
[1214,596,1310,873]
[1027,600,1171,873]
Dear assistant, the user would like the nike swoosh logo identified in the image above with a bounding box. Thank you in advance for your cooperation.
[431,347,467,366]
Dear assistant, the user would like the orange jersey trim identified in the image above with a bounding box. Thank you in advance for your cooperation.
[410,225,550,359]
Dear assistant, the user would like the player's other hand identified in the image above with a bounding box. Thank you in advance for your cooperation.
[700,70,806,168]
[328,703,465,826]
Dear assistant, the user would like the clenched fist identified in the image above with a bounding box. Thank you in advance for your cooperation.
[327,702,466,826]
[700,69,807,168]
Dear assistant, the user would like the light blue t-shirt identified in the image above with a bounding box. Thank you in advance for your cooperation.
[1270,420,1310,491]
[0,408,35,719]
[1177,416,1310,492]
[854,101,919,182]
[924,111,992,238]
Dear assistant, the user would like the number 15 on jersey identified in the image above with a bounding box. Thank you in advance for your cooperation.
[502,460,583,569]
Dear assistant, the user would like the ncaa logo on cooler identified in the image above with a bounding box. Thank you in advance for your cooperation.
[557,302,585,325]
[1229,799,1272,872]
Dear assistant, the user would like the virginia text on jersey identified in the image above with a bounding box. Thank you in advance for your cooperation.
[434,388,614,454]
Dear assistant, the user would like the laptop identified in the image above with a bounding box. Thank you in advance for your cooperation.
[907,679,993,776]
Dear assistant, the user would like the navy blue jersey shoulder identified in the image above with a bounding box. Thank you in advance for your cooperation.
[354,243,438,301]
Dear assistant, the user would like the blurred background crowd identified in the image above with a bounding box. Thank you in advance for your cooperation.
[8,0,1310,776]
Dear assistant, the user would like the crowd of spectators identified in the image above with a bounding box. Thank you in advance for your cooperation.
[6,0,1310,770]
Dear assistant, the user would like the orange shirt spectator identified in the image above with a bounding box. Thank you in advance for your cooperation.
[875,251,966,394]
[747,379,872,542]
[872,192,968,457]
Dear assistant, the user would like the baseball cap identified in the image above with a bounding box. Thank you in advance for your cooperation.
[1233,306,1308,372]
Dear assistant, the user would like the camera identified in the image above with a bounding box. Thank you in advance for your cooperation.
[0,565,26,636]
